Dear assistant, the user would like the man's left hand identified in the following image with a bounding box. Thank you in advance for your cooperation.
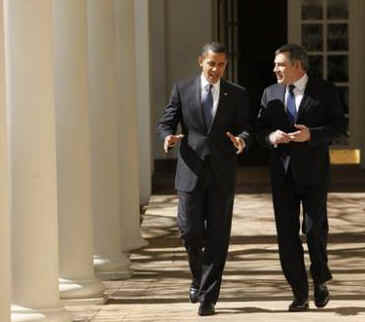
[226,131,246,154]
[288,124,311,142]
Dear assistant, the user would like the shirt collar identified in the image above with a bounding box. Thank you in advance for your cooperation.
[290,73,308,92]
[201,74,220,91]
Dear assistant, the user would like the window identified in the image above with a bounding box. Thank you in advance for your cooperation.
[290,0,350,145]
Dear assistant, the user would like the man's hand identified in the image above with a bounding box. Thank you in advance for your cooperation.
[269,130,290,145]
[226,131,246,154]
[163,134,184,153]
[288,124,311,142]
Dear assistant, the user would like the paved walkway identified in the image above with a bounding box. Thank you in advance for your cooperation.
[68,189,365,321]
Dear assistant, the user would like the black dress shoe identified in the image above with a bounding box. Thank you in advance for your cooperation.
[198,302,215,316]
[314,283,329,308]
[189,286,199,303]
[289,298,309,312]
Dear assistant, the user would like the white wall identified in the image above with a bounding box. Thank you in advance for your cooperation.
[166,0,213,86]
[151,0,214,160]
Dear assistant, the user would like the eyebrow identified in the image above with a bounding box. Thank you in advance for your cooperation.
[274,61,286,65]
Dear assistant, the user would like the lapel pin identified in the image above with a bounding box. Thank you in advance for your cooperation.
[224,92,228,96]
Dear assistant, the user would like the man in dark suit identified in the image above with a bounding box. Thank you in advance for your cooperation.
[256,43,345,312]
[158,42,252,316]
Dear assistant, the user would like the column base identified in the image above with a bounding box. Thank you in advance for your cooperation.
[123,235,149,251]
[11,305,71,322]
[93,253,131,280]
[59,278,105,304]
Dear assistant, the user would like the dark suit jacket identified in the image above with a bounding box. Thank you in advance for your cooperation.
[158,76,252,192]
[256,78,346,185]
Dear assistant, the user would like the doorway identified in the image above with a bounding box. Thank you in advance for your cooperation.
[217,0,287,165]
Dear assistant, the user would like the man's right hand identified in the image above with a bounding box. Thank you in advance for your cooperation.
[164,134,184,153]
[269,130,290,145]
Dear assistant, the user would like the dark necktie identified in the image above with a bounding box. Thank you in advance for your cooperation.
[202,84,213,129]
[287,84,296,123]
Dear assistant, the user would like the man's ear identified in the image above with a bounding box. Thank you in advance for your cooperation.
[198,56,203,67]
[294,60,303,71]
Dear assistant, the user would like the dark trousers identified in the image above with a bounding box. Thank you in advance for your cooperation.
[177,159,234,304]
[272,165,332,300]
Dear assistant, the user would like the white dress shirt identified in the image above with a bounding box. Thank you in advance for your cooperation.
[285,73,308,112]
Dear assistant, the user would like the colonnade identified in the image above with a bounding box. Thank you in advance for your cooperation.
[0,0,151,321]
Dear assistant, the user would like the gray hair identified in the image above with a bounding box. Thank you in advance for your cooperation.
[275,43,309,71]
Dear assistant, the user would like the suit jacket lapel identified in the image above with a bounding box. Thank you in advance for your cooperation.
[277,84,296,126]
[207,79,228,134]
[296,78,313,121]
[277,84,286,108]
[189,76,208,132]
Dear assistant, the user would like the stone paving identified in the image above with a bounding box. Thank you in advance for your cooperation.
[67,186,365,321]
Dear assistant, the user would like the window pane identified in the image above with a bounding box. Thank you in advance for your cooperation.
[308,55,323,79]
[328,55,348,82]
[327,0,348,19]
[301,0,323,20]
[302,24,323,51]
[328,24,348,51]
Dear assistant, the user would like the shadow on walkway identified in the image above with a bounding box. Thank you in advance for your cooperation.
[106,191,365,311]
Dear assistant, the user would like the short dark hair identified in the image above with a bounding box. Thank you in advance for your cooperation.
[275,43,309,71]
[201,41,227,57]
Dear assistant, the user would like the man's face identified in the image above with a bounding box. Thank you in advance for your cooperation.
[199,50,227,84]
[273,52,302,85]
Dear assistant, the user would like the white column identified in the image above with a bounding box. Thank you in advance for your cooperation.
[87,0,131,280]
[135,0,152,207]
[114,0,148,251]
[0,1,11,321]
[150,0,168,161]
[53,0,105,303]
[4,0,71,321]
